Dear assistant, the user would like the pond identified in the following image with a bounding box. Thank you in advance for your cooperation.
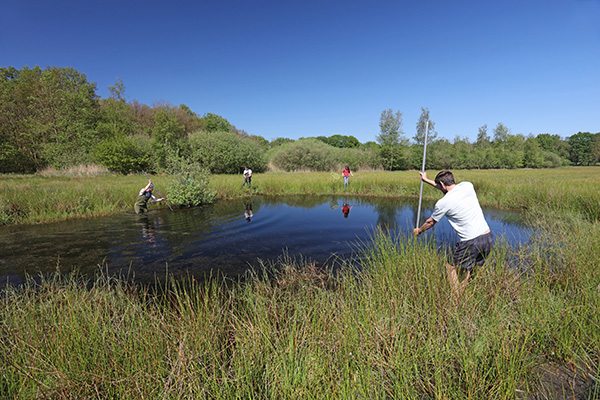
[0,195,533,285]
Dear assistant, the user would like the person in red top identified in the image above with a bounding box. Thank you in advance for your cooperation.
[342,164,354,189]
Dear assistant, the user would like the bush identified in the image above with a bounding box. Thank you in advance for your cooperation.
[0,143,37,173]
[270,138,335,171]
[188,131,267,174]
[94,136,150,174]
[329,147,381,171]
[166,161,216,207]
[41,143,95,170]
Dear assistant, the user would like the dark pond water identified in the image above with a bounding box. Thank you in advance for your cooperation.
[0,195,533,285]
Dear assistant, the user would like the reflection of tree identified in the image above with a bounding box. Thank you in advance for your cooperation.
[373,202,397,229]
[329,198,340,210]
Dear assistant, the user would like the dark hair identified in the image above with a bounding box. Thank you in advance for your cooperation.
[344,164,350,171]
[434,170,455,187]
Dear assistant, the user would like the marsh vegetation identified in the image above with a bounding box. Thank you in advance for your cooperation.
[1,167,599,398]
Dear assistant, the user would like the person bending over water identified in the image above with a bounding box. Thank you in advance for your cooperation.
[135,179,164,214]
[414,170,493,297]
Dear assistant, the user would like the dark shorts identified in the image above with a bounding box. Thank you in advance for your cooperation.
[453,231,494,271]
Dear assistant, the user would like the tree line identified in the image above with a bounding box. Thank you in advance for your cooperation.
[1,66,598,175]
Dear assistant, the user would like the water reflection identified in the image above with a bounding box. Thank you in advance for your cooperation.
[0,195,533,285]
[341,202,353,218]
[244,201,254,222]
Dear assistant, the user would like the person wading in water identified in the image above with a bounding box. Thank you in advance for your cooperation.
[135,179,164,214]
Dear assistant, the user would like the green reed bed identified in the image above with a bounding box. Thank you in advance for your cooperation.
[0,174,171,225]
[2,210,599,398]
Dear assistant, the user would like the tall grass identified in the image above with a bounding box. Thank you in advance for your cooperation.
[0,173,171,225]
[2,209,599,398]
[1,167,599,225]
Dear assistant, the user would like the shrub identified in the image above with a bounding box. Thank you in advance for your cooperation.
[166,161,216,207]
[94,136,150,174]
[270,138,335,171]
[188,131,267,174]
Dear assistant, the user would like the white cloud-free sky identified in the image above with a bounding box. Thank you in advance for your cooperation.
[2,0,599,143]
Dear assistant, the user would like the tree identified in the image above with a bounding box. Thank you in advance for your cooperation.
[0,66,101,171]
[377,109,403,146]
[201,113,232,133]
[97,78,137,139]
[0,66,42,172]
[269,137,295,149]
[476,125,490,148]
[568,132,597,166]
[188,131,267,174]
[151,107,187,169]
[523,135,544,168]
[377,109,405,170]
[413,107,437,145]
[493,123,510,143]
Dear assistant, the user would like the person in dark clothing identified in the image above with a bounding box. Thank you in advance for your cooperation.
[135,179,164,214]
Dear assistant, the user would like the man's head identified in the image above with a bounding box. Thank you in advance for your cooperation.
[434,170,455,193]
[147,186,154,192]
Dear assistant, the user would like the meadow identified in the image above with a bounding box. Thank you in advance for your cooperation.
[1,167,599,398]
[1,167,599,225]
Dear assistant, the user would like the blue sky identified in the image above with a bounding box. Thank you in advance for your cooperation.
[2,0,599,143]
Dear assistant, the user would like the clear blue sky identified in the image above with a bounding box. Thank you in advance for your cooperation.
[2,0,599,143]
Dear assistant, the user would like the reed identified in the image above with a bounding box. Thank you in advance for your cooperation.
[0,173,171,225]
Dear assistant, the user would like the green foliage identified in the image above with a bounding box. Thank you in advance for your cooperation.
[413,107,437,145]
[188,130,267,174]
[522,135,545,168]
[165,161,216,206]
[150,107,187,169]
[270,138,335,171]
[201,112,232,133]
[378,143,408,171]
[376,108,404,146]
[269,137,295,149]
[0,66,100,172]
[94,136,150,174]
[0,142,36,173]
[568,131,598,166]
[316,134,361,148]
[332,146,381,170]
[41,143,94,170]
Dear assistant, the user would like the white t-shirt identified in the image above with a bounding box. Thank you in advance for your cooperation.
[244,168,252,177]
[430,181,489,242]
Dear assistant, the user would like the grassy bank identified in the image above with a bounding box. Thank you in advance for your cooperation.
[1,167,599,225]
[1,211,599,398]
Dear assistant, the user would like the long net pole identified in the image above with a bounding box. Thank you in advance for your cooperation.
[416,120,429,229]
[142,170,173,211]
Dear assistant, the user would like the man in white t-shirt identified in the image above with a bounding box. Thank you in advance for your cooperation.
[241,166,252,188]
[413,170,493,296]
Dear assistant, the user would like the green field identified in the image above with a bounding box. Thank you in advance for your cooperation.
[1,167,599,398]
